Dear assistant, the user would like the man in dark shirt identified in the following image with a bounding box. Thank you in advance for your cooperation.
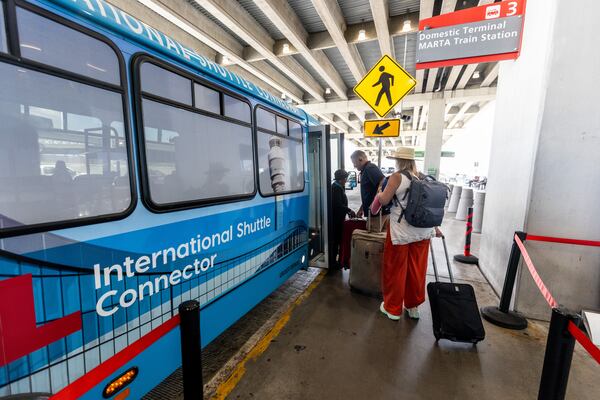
[330,169,355,272]
[351,150,384,217]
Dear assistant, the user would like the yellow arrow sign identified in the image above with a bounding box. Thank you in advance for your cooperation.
[364,119,400,137]
[353,54,416,118]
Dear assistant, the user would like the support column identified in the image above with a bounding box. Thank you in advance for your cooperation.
[480,0,600,320]
[423,96,445,178]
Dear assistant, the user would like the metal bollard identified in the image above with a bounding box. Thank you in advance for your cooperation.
[481,231,528,330]
[454,207,479,265]
[179,300,203,400]
[538,308,581,400]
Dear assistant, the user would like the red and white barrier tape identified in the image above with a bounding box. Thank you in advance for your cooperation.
[526,235,600,248]
[514,234,600,364]
[514,234,559,309]
[568,321,600,365]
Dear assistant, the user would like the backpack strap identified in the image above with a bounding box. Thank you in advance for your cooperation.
[397,170,415,223]
[400,170,414,201]
[379,176,401,210]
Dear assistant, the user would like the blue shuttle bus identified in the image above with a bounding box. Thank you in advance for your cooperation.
[0,0,321,398]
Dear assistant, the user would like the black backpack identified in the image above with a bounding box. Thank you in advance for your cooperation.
[398,171,449,228]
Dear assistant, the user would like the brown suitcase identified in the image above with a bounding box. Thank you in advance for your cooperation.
[349,229,386,298]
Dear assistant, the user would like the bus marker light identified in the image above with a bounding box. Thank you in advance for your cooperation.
[103,367,138,398]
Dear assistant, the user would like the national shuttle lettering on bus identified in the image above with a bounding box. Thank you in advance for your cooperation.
[65,0,296,113]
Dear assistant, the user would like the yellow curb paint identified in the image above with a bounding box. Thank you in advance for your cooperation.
[211,271,325,400]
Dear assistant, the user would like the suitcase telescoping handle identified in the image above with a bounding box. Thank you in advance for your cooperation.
[441,235,454,283]
[430,241,439,282]
[430,235,454,283]
[366,210,382,232]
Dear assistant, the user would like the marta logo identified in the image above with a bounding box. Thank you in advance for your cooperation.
[485,5,501,19]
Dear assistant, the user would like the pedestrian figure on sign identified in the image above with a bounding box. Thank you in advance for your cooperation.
[373,66,394,106]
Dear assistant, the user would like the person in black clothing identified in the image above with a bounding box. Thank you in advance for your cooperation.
[350,150,388,229]
[330,169,356,272]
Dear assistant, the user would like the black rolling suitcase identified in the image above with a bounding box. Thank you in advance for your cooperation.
[427,236,485,343]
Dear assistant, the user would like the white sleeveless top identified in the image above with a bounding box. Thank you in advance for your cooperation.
[389,172,435,245]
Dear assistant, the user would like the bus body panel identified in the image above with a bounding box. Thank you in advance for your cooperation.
[0,0,312,397]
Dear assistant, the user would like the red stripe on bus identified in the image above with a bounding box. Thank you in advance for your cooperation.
[50,315,180,399]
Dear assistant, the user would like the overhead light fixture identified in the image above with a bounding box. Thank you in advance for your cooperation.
[402,20,412,33]
[281,93,286,100]
[357,29,367,41]
[221,55,234,66]
[473,71,481,79]
[282,43,291,54]
[325,87,331,95]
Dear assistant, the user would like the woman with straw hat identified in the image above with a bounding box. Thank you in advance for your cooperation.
[372,147,441,321]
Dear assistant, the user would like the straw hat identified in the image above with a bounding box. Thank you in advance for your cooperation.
[387,146,415,161]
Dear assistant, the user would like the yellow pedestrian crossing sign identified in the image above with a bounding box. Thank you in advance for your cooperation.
[354,54,416,118]
[364,119,400,137]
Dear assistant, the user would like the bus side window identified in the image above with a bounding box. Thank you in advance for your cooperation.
[138,60,255,208]
[256,107,276,132]
[0,8,131,233]
[224,94,250,123]
[0,4,7,53]
[17,7,120,84]
[140,99,254,206]
[194,83,220,114]
[289,121,303,139]
[255,106,305,196]
[276,115,287,135]
[0,64,131,230]
[140,62,192,105]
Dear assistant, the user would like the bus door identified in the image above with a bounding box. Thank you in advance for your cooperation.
[307,125,332,268]
[329,132,345,179]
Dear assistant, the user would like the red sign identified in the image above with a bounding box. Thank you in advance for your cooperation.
[0,274,82,366]
[416,0,527,70]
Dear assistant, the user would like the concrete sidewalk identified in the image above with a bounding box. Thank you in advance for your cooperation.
[223,217,599,400]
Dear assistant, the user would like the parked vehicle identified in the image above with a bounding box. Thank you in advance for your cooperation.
[345,171,357,190]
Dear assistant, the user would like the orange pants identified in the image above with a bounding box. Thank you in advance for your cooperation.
[381,227,430,316]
